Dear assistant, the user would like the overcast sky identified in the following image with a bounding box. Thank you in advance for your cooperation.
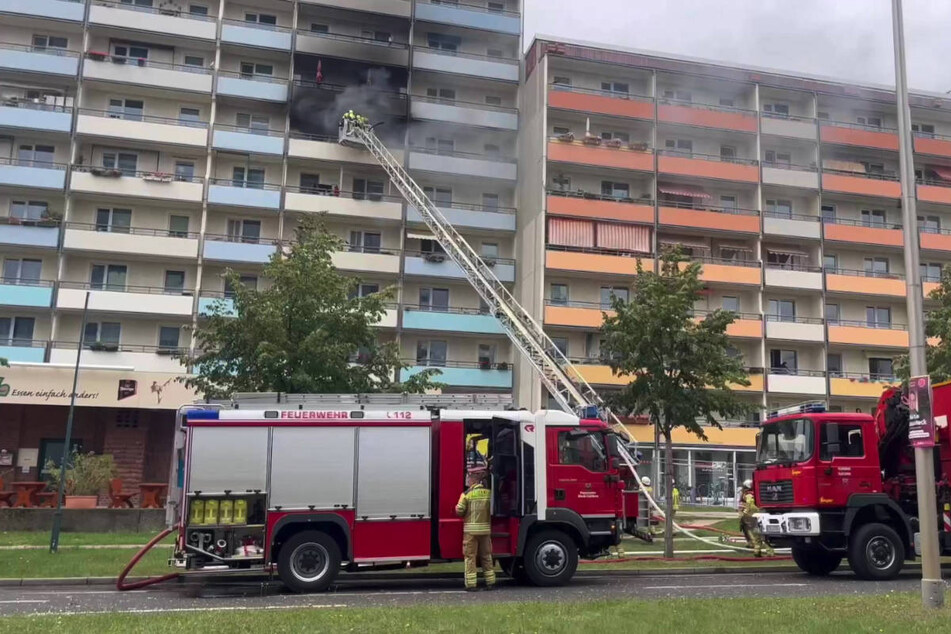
[524,0,951,94]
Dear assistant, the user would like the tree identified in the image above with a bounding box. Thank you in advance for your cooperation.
[895,267,951,384]
[600,249,753,558]
[183,215,442,398]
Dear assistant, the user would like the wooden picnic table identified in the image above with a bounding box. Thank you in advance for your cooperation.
[12,481,47,508]
[139,483,168,509]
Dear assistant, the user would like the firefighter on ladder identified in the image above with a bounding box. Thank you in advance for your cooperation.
[343,110,369,130]
[739,479,774,557]
[456,468,496,591]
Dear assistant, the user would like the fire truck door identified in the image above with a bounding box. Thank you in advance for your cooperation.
[817,421,879,506]
[548,428,618,517]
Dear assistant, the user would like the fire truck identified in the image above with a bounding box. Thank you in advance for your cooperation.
[753,382,951,580]
[170,399,641,592]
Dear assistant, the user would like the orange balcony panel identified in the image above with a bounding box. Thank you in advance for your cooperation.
[924,281,940,297]
[828,325,909,348]
[727,318,764,338]
[547,195,654,224]
[822,173,901,198]
[658,103,757,133]
[914,136,951,158]
[823,222,903,247]
[731,373,764,393]
[626,424,759,448]
[917,184,951,205]
[826,273,906,297]
[548,141,654,172]
[659,206,759,234]
[658,155,758,183]
[820,125,899,151]
[920,231,951,252]
[575,364,629,386]
[544,305,606,329]
[545,249,653,276]
[830,377,898,398]
[548,89,654,120]
[700,263,760,285]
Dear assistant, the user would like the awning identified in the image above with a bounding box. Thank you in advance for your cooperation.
[660,238,709,249]
[407,231,435,240]
[718,242,754,252]
[658,184,712,199]
[767,247,808,257]
[931,166,951,182]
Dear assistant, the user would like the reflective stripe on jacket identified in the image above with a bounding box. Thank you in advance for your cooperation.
[456,483,491,535]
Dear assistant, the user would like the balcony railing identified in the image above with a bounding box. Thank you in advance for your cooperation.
[65,221,200,239]
[658,97,756,115]
[0,97,72,114]
[416,46,518,65]
[223,17,292,31]
[0,215,61,227]
[60,281,195,295]
[826,267,905,280]
[768,367,825,377]
[764,261,822,272]
[916,177,951,189]
[761,111,816,123]
[763,211,819,222]
[204,232,281,246]
[823,119,898,133]
[74,165,203,183]
[548,83,653,103]
[93,0,216,20]
[409,145,516,163]
[408,358,512,370]
[214,122,284,137]
[209,177,281,190]
[291,79,407,101]
[0,41,80,57]
[659,199,759,216]
[832,319,906,330]
[694,255,761,268]
[411,93,518,114]
[405,249,513,265]
[53,340,188,355]
[821,167,899,181]
[547,188,654,206]
[765,314,824,325]
[84,52,212,74]
[831,371,897,382]
[345,243,401,256]
[545,244,652,259]
[298,29,408,48]
[693,308,763,321]
[426,200,516,215]
[822,216,902,231]
[79,107,209,128]
[403,304,494,316]
[284,186,404,204]
[0,338,47,349]
[657,149,759,166]
[0,157,67,169]
[216,69,288,83]
[418,0,520,17]
[549,135,652,153]
[0,278,54,287]
[762,160,818,172]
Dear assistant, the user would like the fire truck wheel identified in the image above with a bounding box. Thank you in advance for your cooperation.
[523,530,578,587]
[847,522,904,581]
[278,531,341,593]
[790,544,842,576]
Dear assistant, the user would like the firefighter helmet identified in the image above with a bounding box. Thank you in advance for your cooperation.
[743,479,753,490]
[641,476,651,487]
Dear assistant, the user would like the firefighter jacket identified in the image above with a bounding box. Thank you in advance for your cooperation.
[455,483,491,535]
[739,491,760,518]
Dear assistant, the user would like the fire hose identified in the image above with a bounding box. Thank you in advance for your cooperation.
[116,525,180,591]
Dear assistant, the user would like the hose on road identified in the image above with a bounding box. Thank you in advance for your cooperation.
[116,525,180,591]
[583,554,792,564]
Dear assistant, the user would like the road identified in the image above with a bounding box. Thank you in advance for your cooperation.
[0,570,941,617]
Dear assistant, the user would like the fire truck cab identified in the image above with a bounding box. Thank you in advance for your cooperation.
[171,405,637,592]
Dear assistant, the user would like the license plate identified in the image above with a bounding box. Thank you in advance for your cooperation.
[765,524,782,534]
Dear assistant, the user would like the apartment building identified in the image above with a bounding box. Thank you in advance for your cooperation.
[0,0,520,486]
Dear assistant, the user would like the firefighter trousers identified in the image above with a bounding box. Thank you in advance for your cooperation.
[463,533,495,589]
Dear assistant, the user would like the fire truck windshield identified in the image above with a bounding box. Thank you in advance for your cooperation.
[757,417,814,466]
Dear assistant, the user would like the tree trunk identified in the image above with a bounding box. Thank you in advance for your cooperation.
[663,429,675,559]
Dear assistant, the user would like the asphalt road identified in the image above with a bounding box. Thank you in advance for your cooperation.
[0,570,942,617]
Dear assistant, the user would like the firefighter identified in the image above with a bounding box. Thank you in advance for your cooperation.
[456,468,496,591]
[739,480,774,557]
[671,482,681,521]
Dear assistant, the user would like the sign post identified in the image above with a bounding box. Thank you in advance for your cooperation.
[908,376,935,448]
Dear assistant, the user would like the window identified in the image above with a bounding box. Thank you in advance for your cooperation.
[174,161,195,182]
[820,423,864,460]
[2,258,41,284]
[353,178,384,201]
[164,270,185,294]
[722,296,740,312]
[718,97,735,108]
[869,357,894,379]
[662,89,692,102]
[427,33,460,52]
[768,299,796,322]
[95,208,131,233]
[84,322,121,346]
[601,81,629,95]
[921,263,942,282]
[102,151,137,175]
[32,35,68,51]
[601,181,630,199]
[719,146,736,160]
[551,336,568,357]
[420,239,445,255]
[486,48,504,58]
[557,431,607,472]
[827,353,843,378]
[158,326,180,350]
[765,199,793,218]
[481,193,499,211]
[120,0,153,6]
[866,306,891,329]
[224,275,257,298]
[861,209,886,227]
[918,215,941,233]
[817,111,830,120]
[10,200,48,221]
[821,204,836,223]
[310,23,329,33]
[16,144,54,167]
[425,87,456,101]
[239,62,273,78]
[664,138,692,155]
[350,283,379,299]
[912,123,936,138]
[416,340,447,366]
[481,242,499,260]
[857,114,883,128]
[476,343,498,367]
[484,95,502,106]
[823,254,838,271]
[720,195,738,210]
[862,161,885,175]
[763,103,790,116]
[113,44,149,59]
[552,76,571,87]
[349,231,381,253]
[188,4,208,16]
[550,283,569,305]
[487,1,504,12]
[770,349,798,372]
[226,219,261,243]
[864,257,889,276]
[0,316,34,346]
[361,30,392,42]
[178,107,201,126]
[825,303,840,325]
[419,287,449,311]
[183,55,204,67]
[232,166,265,188]
[168,215,189,238]
[764,150,792,167]
[423,186,452,206]
[90,264,127,291]
[107,98,143,121]
[600,131,630,143]
[236,113,270,134]
[600,286,629,307]
[245,12,277,24]
[483,143,500,157]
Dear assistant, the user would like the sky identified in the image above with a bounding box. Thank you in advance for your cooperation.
[524,0,951,95]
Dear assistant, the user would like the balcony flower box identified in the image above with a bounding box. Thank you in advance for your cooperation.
[87,51,108,61]
[582,135,602,146]
[88,342,119,352]
[424,253,446,263]
[143,172,173,183]
[111,56,127,64]
[90,167,122,178]
[496,362,509,371]
[604,138,624,149]
[479,360,492,370]
[629,141,650,152]
[557,132,575,143]
[155,348,179,356]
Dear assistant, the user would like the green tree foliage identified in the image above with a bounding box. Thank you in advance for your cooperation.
[896,267,951,383]
[183,215,442,398]
[600,249,753,557]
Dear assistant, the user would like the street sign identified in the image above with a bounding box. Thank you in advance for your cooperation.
[908,375,936,448]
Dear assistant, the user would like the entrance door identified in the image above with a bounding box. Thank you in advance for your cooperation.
[38,438,83,476]
[548,428,619,517]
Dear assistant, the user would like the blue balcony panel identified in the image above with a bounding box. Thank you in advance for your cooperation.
[415,2,520,35]
[216,76,288,102]
[407,205,515,232]
[0,49,78,76]
[0,0,84,21]
[0,164,65,189]
[0,106,72,133]
[402,309,504,335]
[0,224,59,248]
[198,296,236,316]
[202,240,276,264]
[221,24,292,51]
[404,255,515,283]
[212,129,284,155]
[0,344,45,363]
[0,283,53,307]
[403,365,512,389]
[208,184,281,209]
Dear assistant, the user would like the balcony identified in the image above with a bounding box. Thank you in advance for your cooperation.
[825,269,906,298]
[821,169,901,199]
[0,217,59,248]
[657,98,757,133]
[302,0,410,16]
[764,264,823,290]
[695,257,761,286]
[920,226,951,253]
[820,122,899,151]
[285,188,403,222]
[77,109,208,148]
[544,301,608,329]
[415,0,519,34]
[763,212,821,240]
[71,168,203,203]
[548,138,653,172]
[49,342,187,373]
[216,71,287,102]
[914,133,951,159]
[0,42,79,77]
[545,247,653,277]
[0,0,84,21]
[296,30,408,66]
[0,102,72,134]
[407,147,516,181]
[212,124,284,155]
[64,223,199,259]
[546,191,654,224]
[548,86,654,121]
[332,246,401,275]
[57,282,194,316]
[0,280,53,307]
[0,341,46,363]
[696,309,764,339]
[288,131,404,165]
[202,235,278,264]
[765,316,825,342]
[89,0,217,40]
[657,150,759,183]
[658,202,759,234]
[916,179,951,205]
[410,95,517,131]
[760,113,817,140]
[827,321,909,348]
[198,292,235,317]
[222,19,292,51]
[208,179,281,209]
[403,360,512,389]
[83,54,213,95]
[402,305,504,335]
[761,163,819,189]
[405,252,515,283]
[767,370,826,395]
[0,158,66,190]
[407,201,516,232]
[830,374,899,398]
[412,48,518,83]
[823,217,903,248]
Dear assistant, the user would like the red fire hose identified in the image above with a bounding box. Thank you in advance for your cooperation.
[116,525,181,591]
[584,553,792,563]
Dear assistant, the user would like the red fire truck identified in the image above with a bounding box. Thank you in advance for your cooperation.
[753,382,951,580]
[170,405,639,592]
